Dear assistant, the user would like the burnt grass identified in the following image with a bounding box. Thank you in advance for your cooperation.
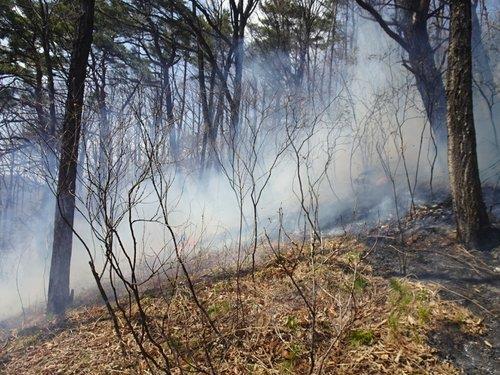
[360,196,500,375]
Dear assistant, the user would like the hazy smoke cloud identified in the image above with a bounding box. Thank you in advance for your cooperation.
[1,10,498,321]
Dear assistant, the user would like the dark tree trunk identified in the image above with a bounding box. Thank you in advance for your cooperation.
[34,59,48,134]
[230,35,244,147]
[47,0,96,315]
[38,0,57,140]
[355,0,447,143]
[198,47,213,171]
[193,0,213,172]
[164,66,178,161]
[150,22,178,162]
[395,0,447,143]
[447,0,489,247]
[406,27,447,143]
[96,57,110,182]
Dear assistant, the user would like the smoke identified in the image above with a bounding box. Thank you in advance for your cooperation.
[1,8,498,321]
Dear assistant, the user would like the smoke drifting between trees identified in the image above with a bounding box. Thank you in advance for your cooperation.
[0,0,498,321]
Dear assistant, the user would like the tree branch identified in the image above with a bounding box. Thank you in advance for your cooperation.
[354,0,410,52]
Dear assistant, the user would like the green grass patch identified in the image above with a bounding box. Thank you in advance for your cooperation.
[387,279,433,333]
[354,275,369,292]
[285,315,299,331]
[417,306,431,323]
[348,329,374,347]
[343,250,361,264]
[389,278,412,307]
[279,342,304,373]
[207,300,231,318]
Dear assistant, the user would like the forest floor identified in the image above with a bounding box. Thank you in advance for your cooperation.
[0,201,498,374]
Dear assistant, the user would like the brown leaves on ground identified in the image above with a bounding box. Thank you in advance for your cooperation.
[0,235,482,374]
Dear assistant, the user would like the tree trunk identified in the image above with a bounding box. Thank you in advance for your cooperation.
[34,59,48,134]
[407,31,447,144]
[149,22,178,162]
[97,65,110,182]
[396,0,447,143]
[230,35,244,148]
[164,66,178,161]
[38,0,57,140]
[447,0,489,247]
[47,0,96,315]
[198,47,212,171]
[355,0,447,143]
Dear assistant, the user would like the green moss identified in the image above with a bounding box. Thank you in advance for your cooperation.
[290,342,304,358]
[388,279,411,332]
[168,335,182,351]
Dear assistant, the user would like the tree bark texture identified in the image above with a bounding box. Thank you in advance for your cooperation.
[395,0,447,143]
[447,0,489,247]
[47,0,96,315]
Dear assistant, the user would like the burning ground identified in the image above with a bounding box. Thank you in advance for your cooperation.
[0,202,498,374]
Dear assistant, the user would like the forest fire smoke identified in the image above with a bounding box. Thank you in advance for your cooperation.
[0,1,498,324]
[0,1,499,374]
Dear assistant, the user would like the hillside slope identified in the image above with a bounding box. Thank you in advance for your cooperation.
[1,204,498,374]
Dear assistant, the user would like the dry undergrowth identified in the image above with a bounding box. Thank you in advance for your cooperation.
[0,236,483,374]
